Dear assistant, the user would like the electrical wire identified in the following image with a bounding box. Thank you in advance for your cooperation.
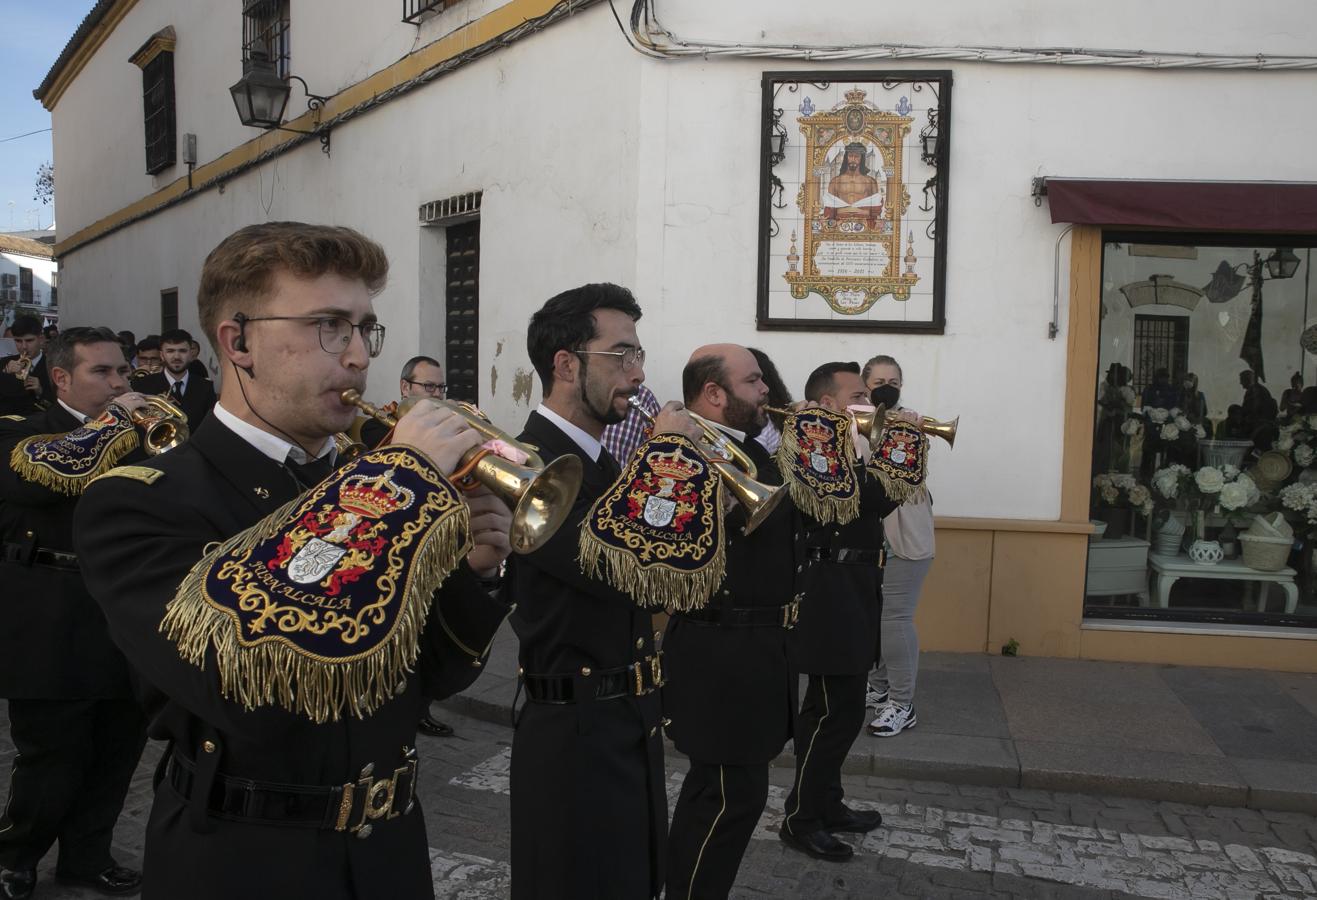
[0,128,52,144]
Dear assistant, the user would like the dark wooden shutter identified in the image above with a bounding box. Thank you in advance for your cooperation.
[445,221,480,403]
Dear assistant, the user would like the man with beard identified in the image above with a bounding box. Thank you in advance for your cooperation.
[507,284,698,900]
[663,343,800,899]
[130,328,215,431]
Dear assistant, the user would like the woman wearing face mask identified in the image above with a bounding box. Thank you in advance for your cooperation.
[859,355,934,737]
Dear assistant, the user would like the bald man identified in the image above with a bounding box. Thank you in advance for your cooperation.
[662,344,802,899]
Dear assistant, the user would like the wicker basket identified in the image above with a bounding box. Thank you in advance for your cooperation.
[1239,534,1292,572]
[1199,439,1253,469]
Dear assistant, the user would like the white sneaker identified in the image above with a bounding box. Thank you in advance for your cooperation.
[869,703,916,737]
[865,686,889,709]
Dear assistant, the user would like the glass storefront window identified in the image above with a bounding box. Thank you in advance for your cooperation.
[1085,234,1317,627]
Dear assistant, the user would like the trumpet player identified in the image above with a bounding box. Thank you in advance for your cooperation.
[664,343,799,900]
[73,222,514,900]
[0,327,150,900]
[510,284,699,900]
[0,315,52,415]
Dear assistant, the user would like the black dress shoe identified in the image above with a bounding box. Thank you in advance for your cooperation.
[779,825,854,861]
[0,868,36,900]
[825,806,884,834]
[417,713,455,738]
[56,865,142,896]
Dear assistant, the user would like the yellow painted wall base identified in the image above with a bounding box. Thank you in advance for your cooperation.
[916,519,1317,673]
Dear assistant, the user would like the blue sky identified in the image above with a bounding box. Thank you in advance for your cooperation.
[0,4,92,233]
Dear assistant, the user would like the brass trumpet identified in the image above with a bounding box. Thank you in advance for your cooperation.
[123,394,190,455]
[340,390,583,554]
[131,364,162,379]
[13,353,32,382]
[627,397,786,535]
[765,405,958,449]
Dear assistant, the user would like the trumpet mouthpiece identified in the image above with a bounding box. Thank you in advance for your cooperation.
[340,388,362,406]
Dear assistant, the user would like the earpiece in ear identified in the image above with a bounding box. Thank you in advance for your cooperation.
[234,312,249,353]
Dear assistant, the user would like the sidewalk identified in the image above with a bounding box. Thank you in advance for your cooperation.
[441,622,1317,814]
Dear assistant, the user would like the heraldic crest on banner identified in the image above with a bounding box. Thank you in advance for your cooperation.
[778,407,862,525]
[9,408,139,494]
[162,447,471,723]
[579,434,725,612]
[867,420,929,504]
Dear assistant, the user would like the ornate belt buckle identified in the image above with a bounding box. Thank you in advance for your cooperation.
[337,746,419,838]
[783,596,801,629]
[650,651,664,691]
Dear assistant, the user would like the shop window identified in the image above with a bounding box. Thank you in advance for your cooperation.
[1086,234,1317,628]
[243,0,290,79]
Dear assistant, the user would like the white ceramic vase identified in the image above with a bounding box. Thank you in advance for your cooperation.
[1188,539,1224,566]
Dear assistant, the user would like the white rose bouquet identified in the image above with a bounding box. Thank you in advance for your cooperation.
[1092,473,1154,513]
[1272,421,1317,470]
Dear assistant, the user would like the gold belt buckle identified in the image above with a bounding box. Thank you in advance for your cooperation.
[650,651,664,690]
[336,746,419,839]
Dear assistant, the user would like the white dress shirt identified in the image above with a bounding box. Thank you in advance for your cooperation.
[535,403,606,464]
[211,402,334,464]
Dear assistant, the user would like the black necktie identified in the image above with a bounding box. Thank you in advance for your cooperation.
[597,448,622,483]
[286,454,333,489]
[171,381,185,401]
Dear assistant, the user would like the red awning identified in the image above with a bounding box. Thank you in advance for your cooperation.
[1043,179,1317,233]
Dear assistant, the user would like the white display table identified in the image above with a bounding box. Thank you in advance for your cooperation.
[1085,537,1150,606]
[1146,551,1298,614]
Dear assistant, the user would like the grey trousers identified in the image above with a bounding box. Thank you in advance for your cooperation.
[870,555,933,705]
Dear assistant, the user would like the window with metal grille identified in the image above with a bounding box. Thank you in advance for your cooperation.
[142,51,177,174]
[161,289,179,332]
[445,221,480,404]
[1131,314,1189,396]
[243,0,290,79]
[18,269,32,305]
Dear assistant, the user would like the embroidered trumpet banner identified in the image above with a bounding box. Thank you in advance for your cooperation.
[162,447,471,723]
[778,407,861,525]
[10,408,138,494]
[868,420,929,504]
[578,434,725,612]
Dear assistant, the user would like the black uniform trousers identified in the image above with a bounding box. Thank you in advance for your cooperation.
[0,698,146,875]
[782,672,869,836]
[667,760,769,900]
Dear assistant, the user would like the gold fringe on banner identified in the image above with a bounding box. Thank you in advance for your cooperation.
[778,412,862,526]
[866,428,930,506]
[579,525,726,613]
[160,467,471,724]
[865,466,929,506]
[9,425,139,496]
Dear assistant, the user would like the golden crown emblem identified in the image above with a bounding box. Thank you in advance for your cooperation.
[339,468,415,518]
[801,419,835,444]
[845,88,868,105]
[646,447,701,481]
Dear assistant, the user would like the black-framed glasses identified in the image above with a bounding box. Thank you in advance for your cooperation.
[404,379,446,396]
[238,314,386,357]
[574,347,646,372]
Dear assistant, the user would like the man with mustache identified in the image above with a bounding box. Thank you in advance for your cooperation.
[663,343,800,899]
[73,222,514,899]
[507,284,697,900]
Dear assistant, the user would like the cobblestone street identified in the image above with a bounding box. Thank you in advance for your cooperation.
[4,705,1316,899]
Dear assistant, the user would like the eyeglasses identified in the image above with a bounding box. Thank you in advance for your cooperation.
[574,347,646,372]
[237,314,386,357]
[404,379,446,396]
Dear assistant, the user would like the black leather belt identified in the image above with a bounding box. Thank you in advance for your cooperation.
[164,748,418,838]
[1,542,78,570]
[678,599,800,629]
[807,547,886,567]
[522,653,665,704]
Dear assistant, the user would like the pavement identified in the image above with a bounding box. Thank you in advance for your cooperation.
[443,622,1317,814]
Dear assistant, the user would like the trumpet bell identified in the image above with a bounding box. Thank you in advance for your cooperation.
[925,416,958,449]
[130,395,190,456]
[479,453,584,554]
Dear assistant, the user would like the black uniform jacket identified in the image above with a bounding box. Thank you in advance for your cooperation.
[662,433,801,765]
[506,410,666,899]
[0,404,137,699]
[0,354,53,415]
[131,369,216,431]
[790,472,902,674]
[72,415,509,900]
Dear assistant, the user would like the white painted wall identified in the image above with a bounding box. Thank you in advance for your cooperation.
[0,250,57,312]
[50,0,1317,521]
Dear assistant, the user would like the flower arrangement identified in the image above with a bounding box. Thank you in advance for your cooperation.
[1145,407,1207,442]
[1273,418,1317,468]
[1151,464,1260,512]
[1278,482,1317,529]
[1093,473,1153,513]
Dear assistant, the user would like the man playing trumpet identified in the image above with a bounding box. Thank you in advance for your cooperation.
[0,315,53,415]
[74,222,514,900]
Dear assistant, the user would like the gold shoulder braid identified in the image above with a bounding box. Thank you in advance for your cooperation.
[578,434,726,612]
[160,447,472,723]
[777,408,862,525]
[9,408,139,495]
[1,414,25,421]
[866,421,929,504]
[91,465,165,486]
